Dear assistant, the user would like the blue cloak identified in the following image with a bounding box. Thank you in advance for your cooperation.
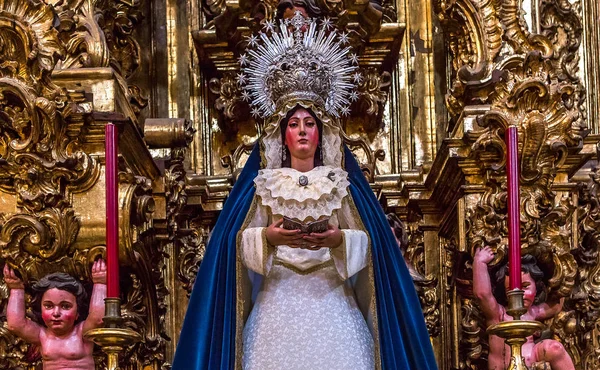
[172,146,438,369]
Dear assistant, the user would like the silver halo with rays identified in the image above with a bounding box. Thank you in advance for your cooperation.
[239,11,360,119]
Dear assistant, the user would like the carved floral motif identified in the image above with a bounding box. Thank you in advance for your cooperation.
[0,0,99,276]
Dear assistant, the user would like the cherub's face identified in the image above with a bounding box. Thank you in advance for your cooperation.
[41,288,79,336]
[504,272,537,308]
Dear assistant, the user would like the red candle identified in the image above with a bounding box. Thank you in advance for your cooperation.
[506,125,522,290]
[105,123,120,297]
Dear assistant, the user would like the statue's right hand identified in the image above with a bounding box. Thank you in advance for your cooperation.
[3,265,24,290]
[474,246,495,265]
[266,219,305,248]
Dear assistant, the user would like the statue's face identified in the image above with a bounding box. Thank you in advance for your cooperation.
[504,272,537,308]
[41,288,79,335]
[285,108,319,163]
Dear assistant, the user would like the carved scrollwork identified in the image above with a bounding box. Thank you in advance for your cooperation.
[163,141,207,298]
[177,228,207,296]
[96,0,143,80]
[0,0,65,84]
[436,0,559,123]
[353,68,390,125]
[435,0,502,80]
[465,179,505,258]
[343,134,385,182]
[540,0,583,83]
[118,266,168,367]
[547,309,580,365]
[221,142,256,179]
[467,51,582,297]
[572,144,600,369]
[0,208,79,263]
[0,326,30,370]
[0,7,108,368]
[500,0,553,57]
[0,0,100,221]
[417,276,440,337]
[209,72,249,128]
[459,299,486,369]
[166,147,188,230]
[435,0,503,119]
[54,0,149,116]
[396,221,440,337]
[54,0,110,70]
[405,222,426,276]
[578,154,600,305]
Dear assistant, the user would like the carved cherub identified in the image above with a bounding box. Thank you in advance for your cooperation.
[473,247,575,370]
[3,260,107,370]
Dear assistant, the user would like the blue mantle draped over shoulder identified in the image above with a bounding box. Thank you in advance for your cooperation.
[172,145,438,370]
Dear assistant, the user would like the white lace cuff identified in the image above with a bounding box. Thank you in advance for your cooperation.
[331,229,369,280]
[240,227,275,276]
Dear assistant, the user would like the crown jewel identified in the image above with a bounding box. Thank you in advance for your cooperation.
[239,12,359,118]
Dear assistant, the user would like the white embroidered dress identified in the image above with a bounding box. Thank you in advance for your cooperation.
[241,165,375,370]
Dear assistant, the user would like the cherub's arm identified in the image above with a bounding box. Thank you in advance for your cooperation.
[3,265,42,344]
[532,297,565,321]
[472,247,502,323]
[82,259,107,334]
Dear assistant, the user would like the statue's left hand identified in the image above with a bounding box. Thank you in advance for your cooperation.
[91,259,107,284]
[302,224,343,249]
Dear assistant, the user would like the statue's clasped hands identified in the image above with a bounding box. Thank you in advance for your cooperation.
[266,219,342,250]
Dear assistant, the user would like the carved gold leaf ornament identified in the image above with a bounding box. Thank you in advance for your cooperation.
[0,0,65,83]
[354,67,390,118]
[53,0,148,117]
[209,71,249,126]
[500,0,553,57]
[574,146,600,370]
[54,0,111,70]
[540,0,583,82]
[460,300,485,369]
[0,208,79,265]
[177,228,206,295]
[468,52,581,297]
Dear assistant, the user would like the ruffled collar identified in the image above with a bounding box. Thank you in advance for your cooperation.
[254,165,349,221]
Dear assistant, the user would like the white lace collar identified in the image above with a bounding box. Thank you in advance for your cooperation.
[254,165,350,221]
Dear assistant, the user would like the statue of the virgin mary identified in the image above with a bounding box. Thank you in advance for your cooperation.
[172,13,438,370]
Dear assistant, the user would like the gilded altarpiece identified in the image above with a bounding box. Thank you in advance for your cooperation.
[0,0,599,369]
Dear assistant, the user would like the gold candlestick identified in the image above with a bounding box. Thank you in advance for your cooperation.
[487,289,544,370]
[84,298,141,370]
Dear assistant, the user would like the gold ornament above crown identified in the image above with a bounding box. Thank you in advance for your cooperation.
[238,12,361,118]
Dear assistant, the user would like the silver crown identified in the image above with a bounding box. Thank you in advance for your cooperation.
[239,12,360,118]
